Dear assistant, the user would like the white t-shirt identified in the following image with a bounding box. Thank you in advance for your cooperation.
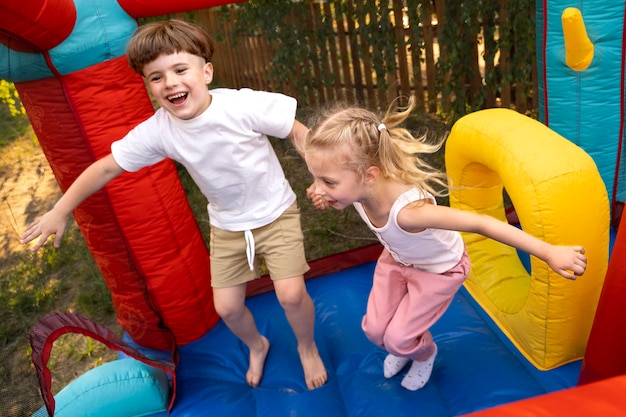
[111,88,297,231]
[353,187,465,273]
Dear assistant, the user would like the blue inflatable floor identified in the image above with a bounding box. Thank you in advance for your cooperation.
[169,261,579,416]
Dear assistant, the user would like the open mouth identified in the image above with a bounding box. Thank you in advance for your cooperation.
[168,92,188,104]
[328,200,337,206]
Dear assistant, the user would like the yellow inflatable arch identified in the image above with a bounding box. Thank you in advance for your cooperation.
[445,108,609,370]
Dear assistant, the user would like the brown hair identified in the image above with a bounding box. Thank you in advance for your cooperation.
[126,19,215,75]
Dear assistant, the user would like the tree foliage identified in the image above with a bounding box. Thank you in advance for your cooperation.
[0,81,25,117]
[217,0,536,122]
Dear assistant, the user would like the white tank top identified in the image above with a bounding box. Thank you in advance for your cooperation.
[353,187,465,273]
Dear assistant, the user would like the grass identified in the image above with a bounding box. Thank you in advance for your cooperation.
[0,105,119,415]
[0,103,449,416]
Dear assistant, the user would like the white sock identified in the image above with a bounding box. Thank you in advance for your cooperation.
[383,353,410,378]
[400,344,438,391]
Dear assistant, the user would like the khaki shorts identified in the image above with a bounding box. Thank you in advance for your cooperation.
[209,201,310,288]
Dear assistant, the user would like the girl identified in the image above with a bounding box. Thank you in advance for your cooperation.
[302,98,587,391]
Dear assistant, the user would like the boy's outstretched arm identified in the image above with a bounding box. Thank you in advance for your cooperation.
[286,120,309,158]
[20,154,124,251]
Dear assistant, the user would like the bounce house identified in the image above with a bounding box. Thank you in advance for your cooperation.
[1,0,626,415]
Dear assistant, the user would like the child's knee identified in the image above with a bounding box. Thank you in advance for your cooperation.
[274,278,308,309]
[361,316,385,347]
[213,296,245,320]
[382,334,412,356]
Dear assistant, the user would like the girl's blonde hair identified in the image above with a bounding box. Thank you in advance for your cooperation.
[126,19,215,75]
[304,97,448,197]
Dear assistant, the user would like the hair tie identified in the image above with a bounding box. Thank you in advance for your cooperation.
[377,123,386,132]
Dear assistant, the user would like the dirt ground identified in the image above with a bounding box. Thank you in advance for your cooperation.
[0,132,121,416]
[0,135,60,259]
[0,134,59,416]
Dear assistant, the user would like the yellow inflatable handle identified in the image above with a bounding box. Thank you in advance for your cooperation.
[445,108,609,370]
[562,7,594,71]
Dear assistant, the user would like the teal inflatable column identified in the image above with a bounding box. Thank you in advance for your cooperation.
[537,1,625,224]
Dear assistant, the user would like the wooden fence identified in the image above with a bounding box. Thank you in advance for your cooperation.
[181,0,537,120]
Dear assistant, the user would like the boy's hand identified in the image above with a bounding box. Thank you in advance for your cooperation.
[546,246,587,280]
[306,184,329,210]
[20,209,69,252]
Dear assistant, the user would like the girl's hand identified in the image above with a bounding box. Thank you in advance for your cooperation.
[546,246,587,280]
[306,184,329,210]
[20,209,69,252]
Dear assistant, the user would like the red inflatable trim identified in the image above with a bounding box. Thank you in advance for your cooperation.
[247,243,383,298]
[118,0,247,19]
[463,374,626,417]
[29,312,177,416]
[0,0,76,52]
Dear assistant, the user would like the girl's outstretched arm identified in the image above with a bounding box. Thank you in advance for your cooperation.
[399,202,587,280]
[20,154,124,251]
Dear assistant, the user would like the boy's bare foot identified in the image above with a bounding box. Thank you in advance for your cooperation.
[298,345,327,389]
[246,335,270,388]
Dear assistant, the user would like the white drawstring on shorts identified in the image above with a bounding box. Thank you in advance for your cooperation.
[244,229,255,271]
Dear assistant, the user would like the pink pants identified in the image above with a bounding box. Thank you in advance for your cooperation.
[361,248,470,361]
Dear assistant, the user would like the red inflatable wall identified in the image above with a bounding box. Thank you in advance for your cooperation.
[578,221,626,384]
[2,0,245,350]
[16,57,218,349]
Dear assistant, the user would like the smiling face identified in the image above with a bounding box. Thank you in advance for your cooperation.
[305,151,366,210]
[143,51,213,120]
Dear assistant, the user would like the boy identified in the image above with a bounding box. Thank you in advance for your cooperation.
[20,19,327,390]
